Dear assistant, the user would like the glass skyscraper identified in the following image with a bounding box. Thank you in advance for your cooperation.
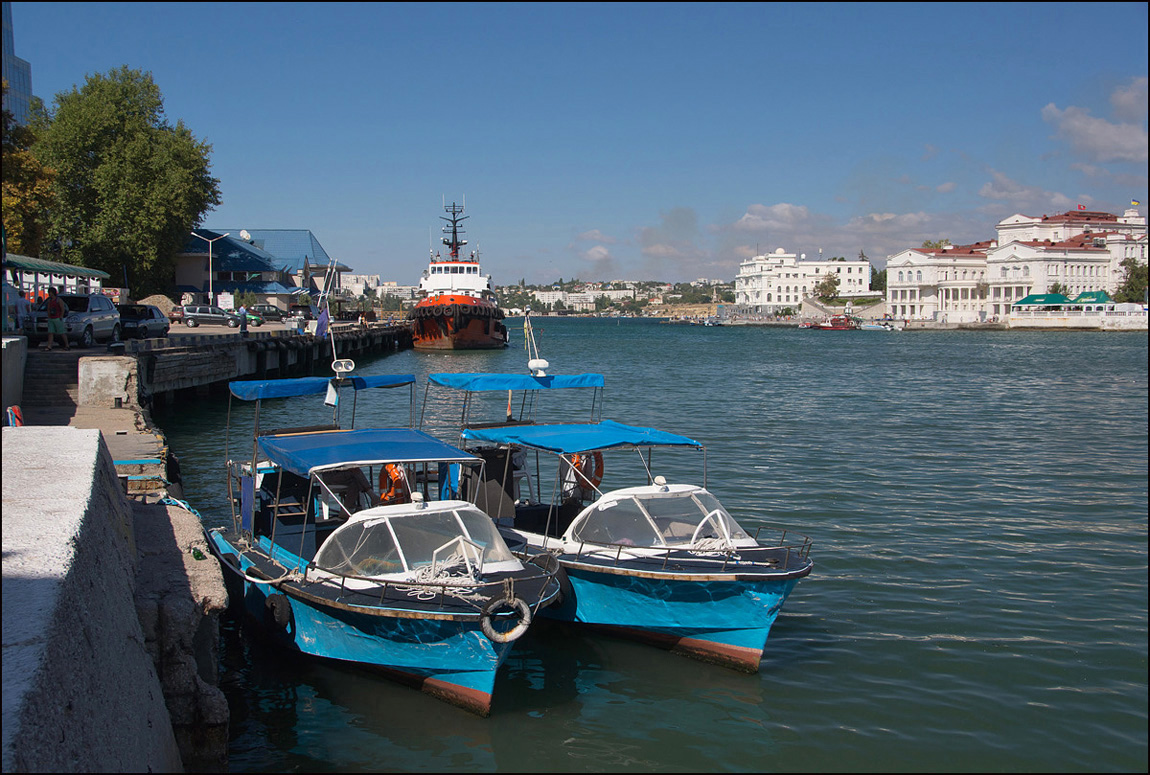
[2,1,34,125]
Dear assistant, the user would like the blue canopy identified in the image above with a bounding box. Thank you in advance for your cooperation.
[461,420,703,455]
[428,373,605,392]
[230,374,415,400]
[258,428,477,477]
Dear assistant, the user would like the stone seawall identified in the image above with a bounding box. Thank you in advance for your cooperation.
[2,427,183,772]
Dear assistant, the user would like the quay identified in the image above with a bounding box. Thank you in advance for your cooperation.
[1,321,413,771]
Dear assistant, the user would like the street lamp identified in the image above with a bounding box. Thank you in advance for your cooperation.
[190,230,230,306]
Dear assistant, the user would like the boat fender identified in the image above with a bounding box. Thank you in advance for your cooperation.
[433,305,444,316]
[445,304,457,317]
[480,596,532,643]
[531,553,573,608]
[265,593,292,629]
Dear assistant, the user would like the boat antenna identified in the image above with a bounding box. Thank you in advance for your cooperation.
[440,201,468,260]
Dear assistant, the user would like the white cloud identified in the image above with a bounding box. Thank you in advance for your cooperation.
[1110,76,1148,123]
[1041,102,1148,164]
[576,229,617,244]
[978,169,1077,211]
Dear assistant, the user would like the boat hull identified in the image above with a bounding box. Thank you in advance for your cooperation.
[409,295,507,351]
[543,562,804,672]
[208,531,513,715]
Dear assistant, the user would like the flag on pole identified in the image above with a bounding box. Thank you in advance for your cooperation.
[315,307,330,339]
[324,379,339,407]
[1133,200,1141,206]
[1077,204,1086,210]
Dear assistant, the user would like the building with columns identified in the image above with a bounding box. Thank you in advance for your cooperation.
[886,208,1147,321]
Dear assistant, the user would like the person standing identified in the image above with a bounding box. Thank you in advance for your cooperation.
[45,286,70,351]
[15,290,33,332]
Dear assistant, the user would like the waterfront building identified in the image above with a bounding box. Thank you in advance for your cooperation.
[177,230,299,308]
[3,253,109,300]
[2,2,33,126]
[886,242,993,323]
[210,228,353,302]
[734,248,872,315]
[886,208,1147,321]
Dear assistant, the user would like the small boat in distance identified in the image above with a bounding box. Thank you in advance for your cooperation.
[204,372,559,715]
[811,314,859,330]
[407,201,509,350]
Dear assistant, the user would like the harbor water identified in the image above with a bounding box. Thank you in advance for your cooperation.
[152,318,1148,772]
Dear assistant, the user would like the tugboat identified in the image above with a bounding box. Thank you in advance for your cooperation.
[407,201,508,350]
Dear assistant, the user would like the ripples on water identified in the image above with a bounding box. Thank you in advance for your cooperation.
[154,320,1148,772]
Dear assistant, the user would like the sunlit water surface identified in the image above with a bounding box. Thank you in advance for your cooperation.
[154,319,1148,772]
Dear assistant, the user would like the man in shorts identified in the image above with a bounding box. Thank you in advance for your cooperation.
[45,286,70,351]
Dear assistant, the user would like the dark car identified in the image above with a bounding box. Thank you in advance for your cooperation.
[250,304,284,322]
[31,292,121,347]
[179,305,241,328]
[117,304,171,339]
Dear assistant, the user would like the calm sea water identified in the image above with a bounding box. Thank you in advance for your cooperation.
[153,319,1149,773]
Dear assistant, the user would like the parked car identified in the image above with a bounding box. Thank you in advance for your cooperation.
[31,292,122,348]
[168,306,184,324]
[249,304,284,322]
[117,304,171,339]
[229,309,264,327]
[179,305,241,328]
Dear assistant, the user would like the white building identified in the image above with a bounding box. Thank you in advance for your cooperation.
[886,208,1148,321]
[734,248,872,314]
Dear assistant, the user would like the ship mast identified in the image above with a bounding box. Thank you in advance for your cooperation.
[440,202,469,260]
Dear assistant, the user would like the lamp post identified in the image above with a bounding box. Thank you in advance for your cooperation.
[190,231,230,306]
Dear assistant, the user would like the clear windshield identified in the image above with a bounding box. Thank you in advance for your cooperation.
[313,505,516,578]
[570,490,749,548]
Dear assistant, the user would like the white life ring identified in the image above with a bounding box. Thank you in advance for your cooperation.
[480,596,532,643]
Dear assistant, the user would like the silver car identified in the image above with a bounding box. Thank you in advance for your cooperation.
[32,293,122,348]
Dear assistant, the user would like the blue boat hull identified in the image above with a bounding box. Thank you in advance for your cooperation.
[208,531,514,714]
[543,564,803,671]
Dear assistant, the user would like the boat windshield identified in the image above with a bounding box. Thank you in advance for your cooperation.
[569,490,750,548]
[313,505,517,578]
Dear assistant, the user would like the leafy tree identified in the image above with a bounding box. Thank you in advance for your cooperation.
[2,82,55,256]
[871,268,887,292]
[922,239,951,249]
[1048,281,1067,296]
[31,66,221,297]
[1113,257,1148,304]
[814,272,840,302]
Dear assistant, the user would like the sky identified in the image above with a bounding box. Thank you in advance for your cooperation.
[9,2,1149,285]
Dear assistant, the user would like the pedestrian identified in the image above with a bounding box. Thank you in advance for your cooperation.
[238,304,248,336]
[45,286,70,351]
[15,290,32,332]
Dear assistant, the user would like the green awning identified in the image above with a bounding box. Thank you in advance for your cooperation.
[2,253,111,279]
[1012,293,1072,307]
[1070,291,1113,305]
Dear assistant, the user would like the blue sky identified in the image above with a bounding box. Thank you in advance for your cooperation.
[10,2,1148,284]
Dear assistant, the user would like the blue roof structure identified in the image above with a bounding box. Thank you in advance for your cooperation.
[185,229,284,272]
[211,229,349,274]
[258,428,477,476]
[461,420,703,454]
[428,373,606,392]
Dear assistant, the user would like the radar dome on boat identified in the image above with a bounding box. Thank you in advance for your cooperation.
[528,358,549,376]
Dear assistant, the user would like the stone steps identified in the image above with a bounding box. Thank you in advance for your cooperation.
[22,349,83,407]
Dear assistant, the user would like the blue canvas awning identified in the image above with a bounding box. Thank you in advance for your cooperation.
[461,420,702,454]
[230,374,415,400]
[258,428,477,476]
[428,373,605,392]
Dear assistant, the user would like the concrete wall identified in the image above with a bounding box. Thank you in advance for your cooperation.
[1,427,183,772]
[2,336,28,413]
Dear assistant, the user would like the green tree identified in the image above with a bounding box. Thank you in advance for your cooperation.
[871,268,887,292]
[922,239,951,249]
[1049,281,1067,296]
[1113,257,1148,304]
[32,66,221,297]
[814,272,840,302]
[1,82,55,256]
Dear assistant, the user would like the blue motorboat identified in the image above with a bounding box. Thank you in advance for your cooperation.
[205,373,560,715]
[423,367,814,672]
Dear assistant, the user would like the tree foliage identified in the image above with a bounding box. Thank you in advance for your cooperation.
[871,268,887,292]
[2,82,55,256]
[814,271,840,302]
[31,66,221,297]
[1113,257,1148,304]
[922,239,951,249]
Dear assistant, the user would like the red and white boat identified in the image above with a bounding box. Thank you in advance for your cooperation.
[407,202,508,350]
[811,314,859,331]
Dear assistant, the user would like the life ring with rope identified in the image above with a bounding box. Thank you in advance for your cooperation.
[570,451,604,489]
[378,463,410,504]
[480,595,532,643]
